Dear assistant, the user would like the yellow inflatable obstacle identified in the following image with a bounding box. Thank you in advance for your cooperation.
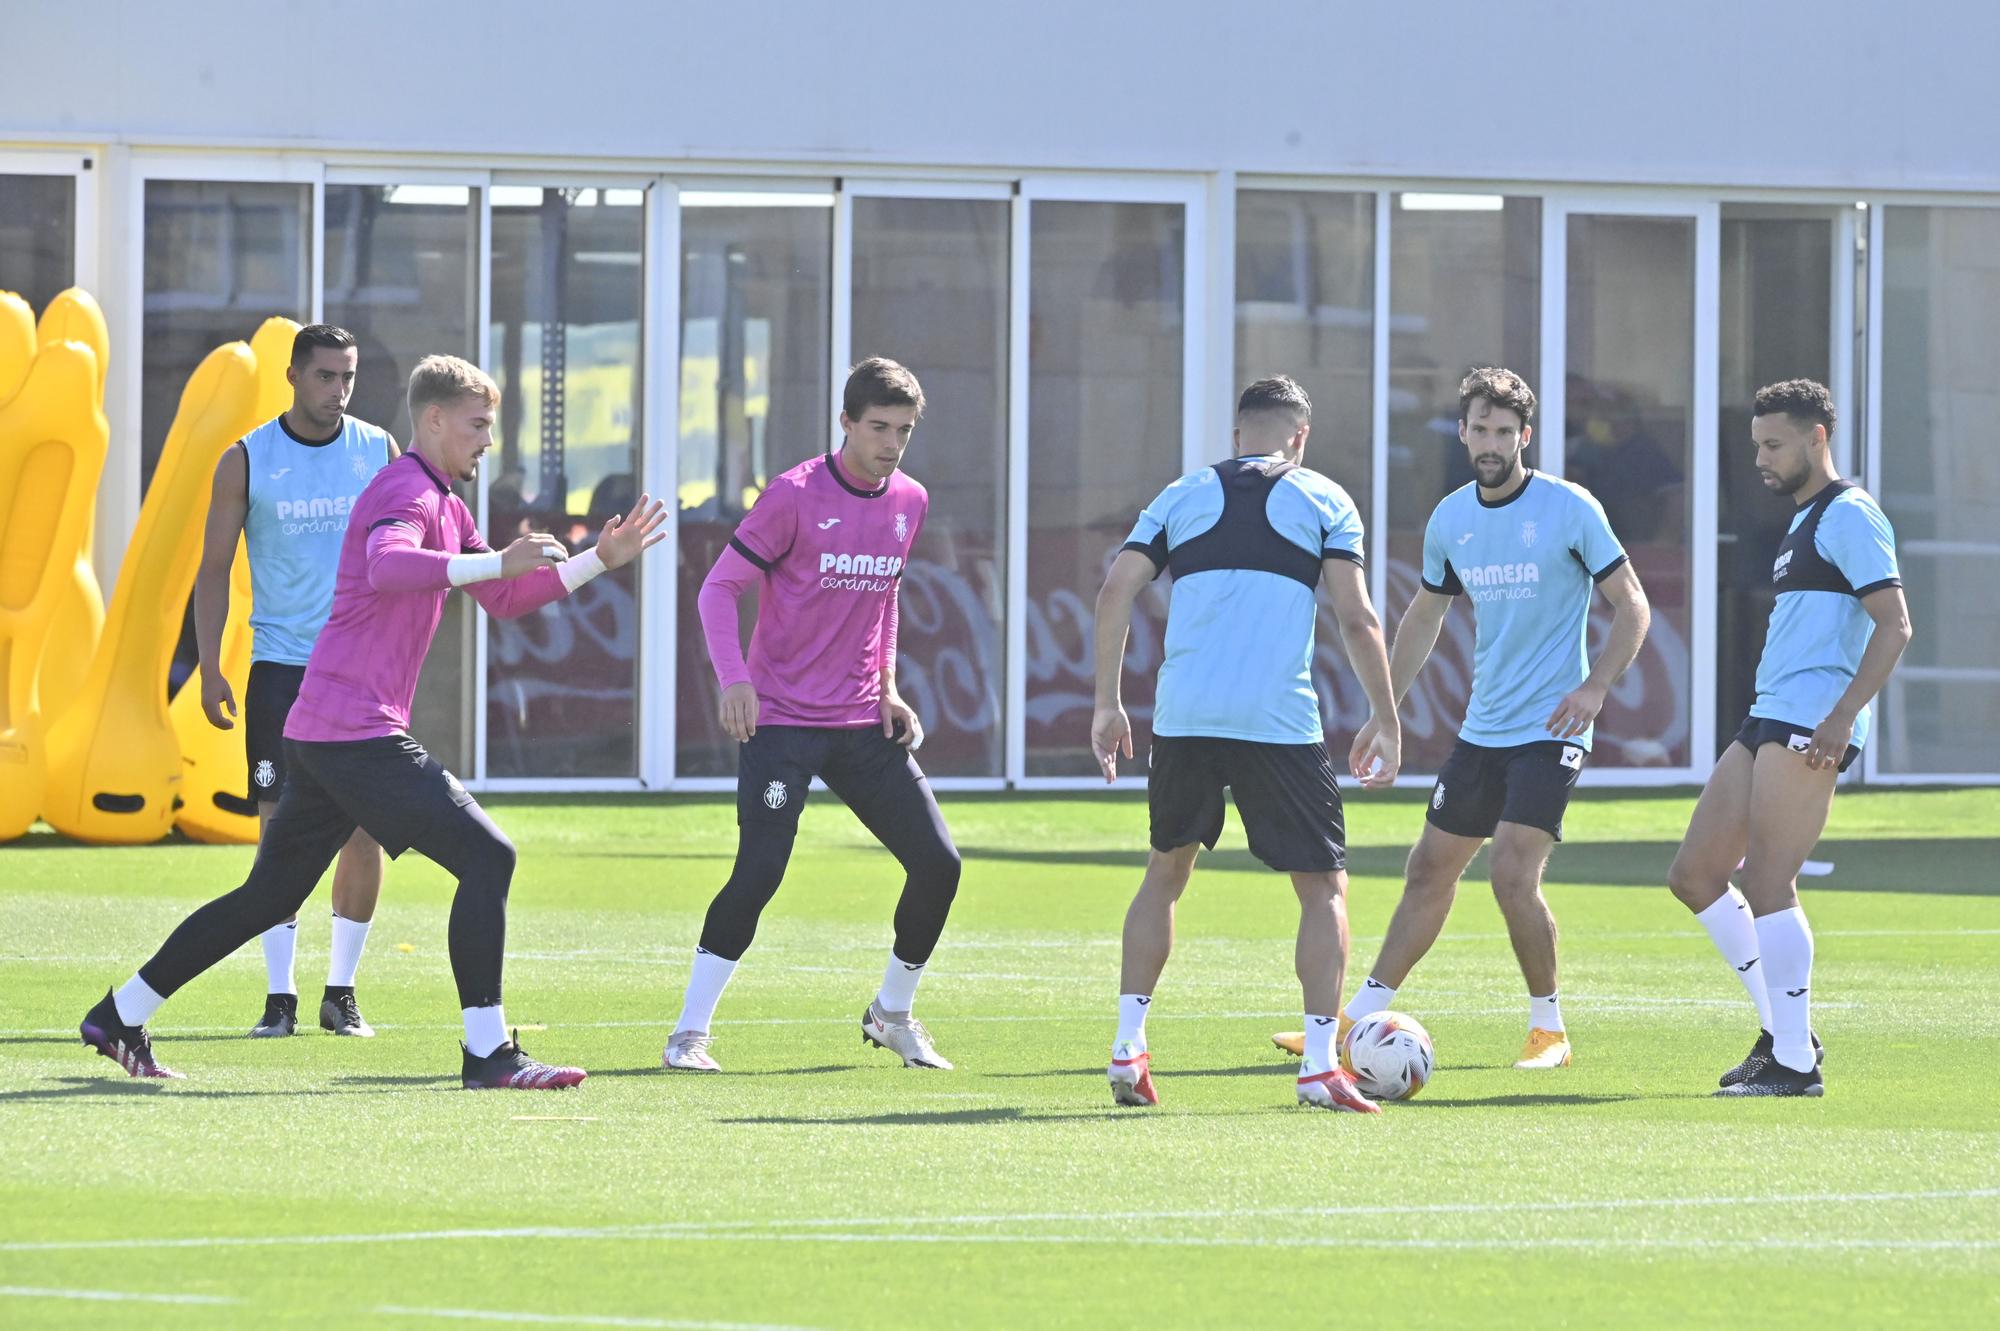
[43,341,260,843]
[0,338,109,841]
[34,290,110,731]
[0,292,33,400]
[171,315,300,844]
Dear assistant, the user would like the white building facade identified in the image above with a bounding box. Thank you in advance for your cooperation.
[3,0,1994,789]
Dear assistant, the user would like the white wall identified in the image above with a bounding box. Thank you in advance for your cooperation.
[4,0,1997,192]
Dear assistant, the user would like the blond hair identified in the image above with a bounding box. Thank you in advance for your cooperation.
[407,354,499,424]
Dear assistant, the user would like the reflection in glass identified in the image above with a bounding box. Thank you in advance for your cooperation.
[1235,189,1374,747]
[1025,200,1184,777]
[142,180,310,493]
[1717,207,1834,758]
[674,201,832,777]
[486,187,646,777]
[1877,206,2000,773]
[1565,214,1694,769]
[0,173,76,314]
[324,183,480,770]
[852,197,1008,777]
[1386,195,1540,772]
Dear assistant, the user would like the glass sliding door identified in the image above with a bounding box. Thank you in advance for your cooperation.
[673,191,833,778]
[484,185,647,778]
[0,171,77,313]
[324,180,480,771]
[1384,193,1542,772]
[1234,188,1375,750]
[1549,202,1715,775]
[1020,183,1200,779]
[849,190,1009,778]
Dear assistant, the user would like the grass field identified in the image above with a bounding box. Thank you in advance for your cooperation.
[3,787,1997,1329]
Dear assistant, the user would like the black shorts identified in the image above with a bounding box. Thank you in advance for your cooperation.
[1147,736,1345,873]
[1731,714,1860,774]
[737,723,933,834]
[282,734,482,860]
[1426,737,1585,842]
[245,662,308,803]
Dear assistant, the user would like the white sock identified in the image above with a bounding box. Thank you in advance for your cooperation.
[1755,907,1816,1072]
[462,1004,508,1058]
[261,920,298,996]
[327,913,371,989]
[1303,1014,1338,1072]
[674,946,738,1035]
[113,974,165,1026]
[1694,887,1772,1030]
[875,952,925,1016]
[1530,992,1565,1033]
[1115,993,1152,1052]
[1342,976,1396,1023]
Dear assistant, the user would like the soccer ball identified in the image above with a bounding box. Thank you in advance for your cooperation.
[1340,1010,1434,1101]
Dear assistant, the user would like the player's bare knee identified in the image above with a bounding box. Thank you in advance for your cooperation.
[1665,852,1726,910]
[1737,863,1799,912]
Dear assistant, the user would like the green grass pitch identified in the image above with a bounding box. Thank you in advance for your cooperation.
[3,787,1997,1329]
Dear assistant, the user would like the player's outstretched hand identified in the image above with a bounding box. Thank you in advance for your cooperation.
[500,532,566,578]
[1545,681,1608,740]
[200,668,237,731]
[1351,715,1401,789]
[720,681,760,743]
[596,494,669,570]
[882,690,925,750]
[1091,706,1133,784]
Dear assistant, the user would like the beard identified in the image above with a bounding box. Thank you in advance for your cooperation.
[1475,452,1521,487]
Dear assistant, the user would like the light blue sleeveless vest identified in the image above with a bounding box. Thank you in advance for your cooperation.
[241,414,394,665]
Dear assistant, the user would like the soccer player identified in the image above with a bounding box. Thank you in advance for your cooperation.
[1666,379,1908,1097]
[1302,368,1651,1071]
[1092,375,1401,1114]
[193,324,394,1040]
[81,355,667,1087]
[665,358,961,1073]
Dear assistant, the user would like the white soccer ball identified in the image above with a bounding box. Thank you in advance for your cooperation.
[1340,1010,1435,1101]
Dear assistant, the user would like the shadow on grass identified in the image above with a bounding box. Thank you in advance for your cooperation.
[715,1105,1162,1126]
[0,1076,397,1102]
[951,837,2000,894]
[1391,1091,1662,1109]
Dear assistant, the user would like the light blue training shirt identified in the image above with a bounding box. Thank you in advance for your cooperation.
[1421,470,1628,750]
[241,413,395,665]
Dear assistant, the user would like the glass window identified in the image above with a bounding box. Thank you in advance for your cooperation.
[142,180,310,494]
[485,186,646,778]
[851,196,1009,777]
[674,198,833,777]
[1235,189,1374,747]
[144,179,310,697]
[1876,206,2000,774]
[1717,206,1836,758]
[0,173,76,314]
[1386,194,1540,772]
[1025,200,1185,777]
[324,183,480,771]
[1564,214,1695,770]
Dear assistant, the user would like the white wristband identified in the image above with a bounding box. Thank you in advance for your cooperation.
[446,550,504,586]
[557,546,608,594]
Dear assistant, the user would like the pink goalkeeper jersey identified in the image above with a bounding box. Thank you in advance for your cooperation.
[287,451,570,742]
[700,451,928,728]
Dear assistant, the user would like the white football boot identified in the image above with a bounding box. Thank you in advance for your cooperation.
[861,1002,954,1069]
[662,1029,721,1072]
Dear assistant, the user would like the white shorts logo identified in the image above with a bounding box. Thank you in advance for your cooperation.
[253,759,276,788]
[1431,783,1446,810]
[1560,746,1583,770]
[1787,733,1811,754]
[763,780,789,810]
